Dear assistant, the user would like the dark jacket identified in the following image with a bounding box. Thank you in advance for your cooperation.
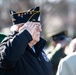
[0,30,53,75]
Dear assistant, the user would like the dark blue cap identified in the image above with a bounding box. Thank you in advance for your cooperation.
[10,7,40,25]
[52,31,67,41]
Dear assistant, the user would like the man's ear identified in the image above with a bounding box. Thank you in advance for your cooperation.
[10,10,16,15]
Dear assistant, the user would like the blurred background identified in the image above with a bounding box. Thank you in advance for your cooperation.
[0,0,76,39]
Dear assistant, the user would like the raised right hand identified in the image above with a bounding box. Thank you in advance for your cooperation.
[19,21,37,36]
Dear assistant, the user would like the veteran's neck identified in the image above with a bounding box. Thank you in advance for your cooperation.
[28,41,37,48]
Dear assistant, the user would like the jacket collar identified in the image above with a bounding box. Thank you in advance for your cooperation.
[26,37,46,57]
[34,37,46,55]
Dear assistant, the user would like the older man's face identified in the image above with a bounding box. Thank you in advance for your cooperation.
[32,22,42,42]
[18,22,42,43]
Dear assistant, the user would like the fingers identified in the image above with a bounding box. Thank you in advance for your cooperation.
[19,21,32,32]
[26,22,36,35]
[26,22,36,29]
[19,21,39,37]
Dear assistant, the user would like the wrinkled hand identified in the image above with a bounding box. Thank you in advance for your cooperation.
[19,21,36,36]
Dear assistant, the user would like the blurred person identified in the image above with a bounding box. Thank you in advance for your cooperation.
[68,38,76,53]
[56,52,76,75]
[0,7,53,75]
[56,37,76,75]
[49,31,69,75]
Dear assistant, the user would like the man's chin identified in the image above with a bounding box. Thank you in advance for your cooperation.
[34,39,40,43]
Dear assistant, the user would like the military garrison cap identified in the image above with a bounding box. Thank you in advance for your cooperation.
[52,31,67,41]
[10,7,40,25]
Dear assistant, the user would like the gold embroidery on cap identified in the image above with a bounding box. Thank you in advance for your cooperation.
[18,14,20,17]
[10,11,40,15]
[28,11,40,21]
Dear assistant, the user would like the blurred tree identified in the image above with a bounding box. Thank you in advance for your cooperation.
[0,0,76,39]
